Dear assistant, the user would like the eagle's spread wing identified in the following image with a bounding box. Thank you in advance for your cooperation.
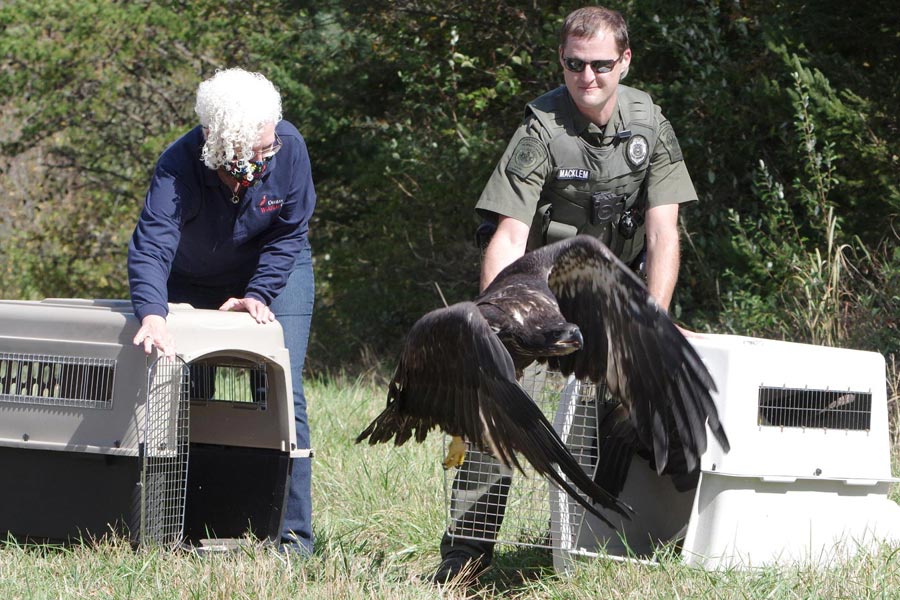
[356,301,631,524]
[540,236,730,475]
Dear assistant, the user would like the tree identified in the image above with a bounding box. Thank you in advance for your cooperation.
[0,0,277,297]
[1,0,897,371]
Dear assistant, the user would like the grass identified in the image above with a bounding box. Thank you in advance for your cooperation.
[2,373,900,599]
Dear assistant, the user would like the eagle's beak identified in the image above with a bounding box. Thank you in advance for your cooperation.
[555,326,583,351]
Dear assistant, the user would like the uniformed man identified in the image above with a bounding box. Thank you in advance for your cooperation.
[433,6,698,583]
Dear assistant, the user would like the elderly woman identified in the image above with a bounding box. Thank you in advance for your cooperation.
[127,68,316,553]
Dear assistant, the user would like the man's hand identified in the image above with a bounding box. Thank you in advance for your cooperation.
[675,323,705,339]
[133,314,176,358]
[218,296,276,324]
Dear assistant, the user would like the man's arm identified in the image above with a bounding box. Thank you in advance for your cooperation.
[480,216,530,292]
[643,203,681,312]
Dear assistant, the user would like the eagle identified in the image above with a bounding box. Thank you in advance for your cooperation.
[356,235,730,526]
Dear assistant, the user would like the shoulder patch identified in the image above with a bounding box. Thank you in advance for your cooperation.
[506,136,548,179]
[658,120,684,163]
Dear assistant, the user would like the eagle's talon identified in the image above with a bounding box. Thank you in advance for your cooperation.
[443,436,467,469]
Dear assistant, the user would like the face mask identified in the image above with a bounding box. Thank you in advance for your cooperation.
[225,157,271,187]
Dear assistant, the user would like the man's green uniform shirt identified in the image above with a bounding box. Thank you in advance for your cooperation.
[476,85,697,264]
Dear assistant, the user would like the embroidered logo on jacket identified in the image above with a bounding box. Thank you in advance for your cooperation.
[258,195,284,214]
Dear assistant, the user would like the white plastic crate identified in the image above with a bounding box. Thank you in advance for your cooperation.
[551,333,900,571]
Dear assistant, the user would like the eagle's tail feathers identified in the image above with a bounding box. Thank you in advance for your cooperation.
[355,394,431,447]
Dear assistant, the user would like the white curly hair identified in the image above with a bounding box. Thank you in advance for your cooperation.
[195,68,283,170]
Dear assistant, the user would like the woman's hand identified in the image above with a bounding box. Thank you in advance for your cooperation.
[133,314,176,357]
[219,296,276,324]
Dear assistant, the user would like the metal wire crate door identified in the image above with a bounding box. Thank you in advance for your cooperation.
[443,364,606,550]
[140,356,190,547]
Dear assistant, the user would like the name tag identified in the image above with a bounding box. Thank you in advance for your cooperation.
[556,168,590,181]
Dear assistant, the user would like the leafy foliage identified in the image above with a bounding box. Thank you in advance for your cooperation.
[714,56,899,355]
[0,0,290,298]
[0,0,897,371]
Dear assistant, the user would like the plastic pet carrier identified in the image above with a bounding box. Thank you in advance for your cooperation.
[443,334,900,571]
[0,299,307,549]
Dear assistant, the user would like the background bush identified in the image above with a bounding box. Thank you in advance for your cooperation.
[1,0,897,373]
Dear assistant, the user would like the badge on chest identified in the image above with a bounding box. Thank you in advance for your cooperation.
[625,135,649,168]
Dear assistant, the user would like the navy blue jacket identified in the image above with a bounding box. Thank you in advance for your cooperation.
[128,121,316,321]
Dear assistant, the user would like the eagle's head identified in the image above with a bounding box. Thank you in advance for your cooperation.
[505,321,583,359]
[543,322,584,356]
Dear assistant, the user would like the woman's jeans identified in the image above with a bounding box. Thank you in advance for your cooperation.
[269,247,315,552]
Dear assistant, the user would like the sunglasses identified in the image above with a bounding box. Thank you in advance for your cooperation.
[562,53,624,74]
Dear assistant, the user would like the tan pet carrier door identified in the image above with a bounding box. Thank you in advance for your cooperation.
[140,356,190,547]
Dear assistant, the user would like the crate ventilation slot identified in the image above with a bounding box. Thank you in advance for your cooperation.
[0,352,116,409]
[757,386,871,430]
